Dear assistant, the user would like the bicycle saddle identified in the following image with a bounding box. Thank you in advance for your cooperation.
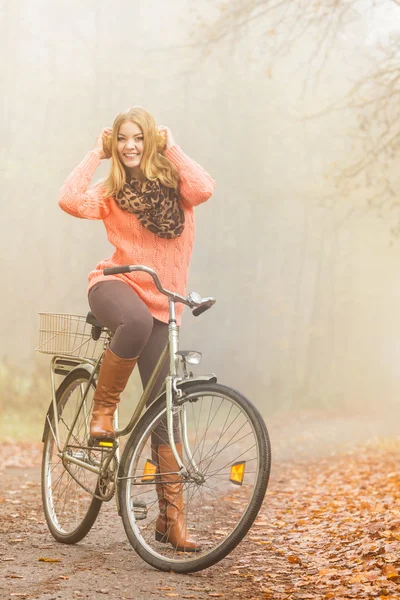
[86,311,103,328]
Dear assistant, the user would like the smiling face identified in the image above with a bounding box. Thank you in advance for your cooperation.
[117,120,144,174]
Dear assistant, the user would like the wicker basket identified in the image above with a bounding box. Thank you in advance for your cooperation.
[36,313,108,360]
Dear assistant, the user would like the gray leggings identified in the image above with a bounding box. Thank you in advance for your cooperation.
[88,280,178,444]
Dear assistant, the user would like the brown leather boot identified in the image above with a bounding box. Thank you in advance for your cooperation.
[90,347,138,441]
[153,443,201,552]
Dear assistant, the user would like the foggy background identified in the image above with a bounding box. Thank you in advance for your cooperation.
[2,0,400,441]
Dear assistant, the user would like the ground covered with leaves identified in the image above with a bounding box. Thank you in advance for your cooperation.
[0,436,399,599]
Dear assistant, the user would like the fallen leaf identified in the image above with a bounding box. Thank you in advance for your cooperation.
[38,557,62,563]
[384,552,398,563]
[348,572,369,584]
[382,564,399,578]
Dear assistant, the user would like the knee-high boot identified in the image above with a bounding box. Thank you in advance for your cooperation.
[152,443,201,552]
[90,347,138,441]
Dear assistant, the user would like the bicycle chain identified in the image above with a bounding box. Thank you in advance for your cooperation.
[97,455,119,501]
[62,447,118,502]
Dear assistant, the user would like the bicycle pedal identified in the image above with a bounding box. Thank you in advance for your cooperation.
[132,500,148,521]
[88,438,116,449]
[98,440,114,448]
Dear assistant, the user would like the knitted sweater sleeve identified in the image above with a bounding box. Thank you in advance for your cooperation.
[58,151,111,220]
[165,145,216,207]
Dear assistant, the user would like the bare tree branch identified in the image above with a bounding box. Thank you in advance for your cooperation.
[194,0,400,216]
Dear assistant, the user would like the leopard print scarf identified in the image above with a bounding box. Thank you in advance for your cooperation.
[114,177,185,239]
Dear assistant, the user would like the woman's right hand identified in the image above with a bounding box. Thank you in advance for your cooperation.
[93,127,112,159]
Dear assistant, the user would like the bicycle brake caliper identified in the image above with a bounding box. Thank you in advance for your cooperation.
[172,377,183,400]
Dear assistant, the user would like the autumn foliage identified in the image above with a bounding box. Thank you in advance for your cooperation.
[1,439,399,599]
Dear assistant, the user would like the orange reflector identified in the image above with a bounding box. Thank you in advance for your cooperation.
[142,459,158,482]
[229,461,246,485]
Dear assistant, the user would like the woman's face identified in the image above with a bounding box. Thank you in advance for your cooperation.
[117,120,144,171]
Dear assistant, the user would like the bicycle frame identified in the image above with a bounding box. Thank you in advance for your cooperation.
[46,295,205,487]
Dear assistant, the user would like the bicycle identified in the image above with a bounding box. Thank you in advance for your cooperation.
[36,265,271,573]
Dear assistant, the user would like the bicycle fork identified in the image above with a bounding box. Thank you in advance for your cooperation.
[165,306,202,481]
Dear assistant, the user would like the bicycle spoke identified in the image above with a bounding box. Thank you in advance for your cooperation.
[195,406,245,467]
[121,385,269,571]
[203,442,257,481]
[43,373,101,540]
[190,396,225,465]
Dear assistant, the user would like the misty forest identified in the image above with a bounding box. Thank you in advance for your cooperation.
[1,1,400,599]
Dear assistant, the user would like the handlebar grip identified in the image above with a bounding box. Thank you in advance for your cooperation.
[104,266,131,275]
[192,300,215,317]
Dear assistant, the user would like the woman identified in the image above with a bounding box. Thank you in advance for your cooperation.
[58,106,215,551]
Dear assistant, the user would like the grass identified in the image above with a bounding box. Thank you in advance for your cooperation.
[0,357,143,442]
[0,358,50,441]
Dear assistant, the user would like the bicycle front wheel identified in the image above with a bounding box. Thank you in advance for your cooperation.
[119,382,271,573]
[41,368,102,544]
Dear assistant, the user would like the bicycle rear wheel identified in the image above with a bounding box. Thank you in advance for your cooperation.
[119,382,271,572]
[41,368,102,544]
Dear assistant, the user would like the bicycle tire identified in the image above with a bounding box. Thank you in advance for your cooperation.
[118,382,271,573]
[41,368,102,544]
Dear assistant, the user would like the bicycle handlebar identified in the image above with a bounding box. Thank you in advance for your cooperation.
[104,266,132,275]
[103,265,216,314]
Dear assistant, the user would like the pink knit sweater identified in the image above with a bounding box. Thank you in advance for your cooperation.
[58,146,215,324]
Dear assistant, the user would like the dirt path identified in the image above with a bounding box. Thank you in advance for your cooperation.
[1,411,400,600]
[1,456,258,600]
[0,465,232,599]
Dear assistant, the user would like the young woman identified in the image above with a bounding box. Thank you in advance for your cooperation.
[58,106,215,551]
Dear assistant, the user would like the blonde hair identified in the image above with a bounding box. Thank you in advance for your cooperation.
[102,107,179,198]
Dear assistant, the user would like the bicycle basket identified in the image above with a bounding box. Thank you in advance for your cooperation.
[36,313,108,360]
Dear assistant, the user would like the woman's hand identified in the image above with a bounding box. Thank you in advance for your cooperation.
[93,127,112,159]
[157,126,176,151]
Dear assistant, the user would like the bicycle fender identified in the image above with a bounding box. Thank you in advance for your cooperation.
[41,363,97,443]
[177,374,218,389]
[153,374,218,404]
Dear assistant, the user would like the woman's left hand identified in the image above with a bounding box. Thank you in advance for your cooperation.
[158,126,176,151]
